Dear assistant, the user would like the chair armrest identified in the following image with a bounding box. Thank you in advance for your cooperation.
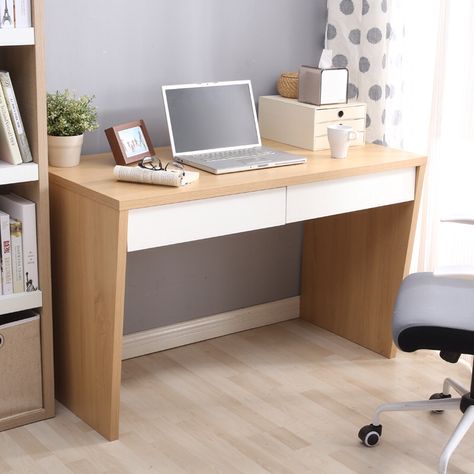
[441,215,474,226]
[434,265,474,280]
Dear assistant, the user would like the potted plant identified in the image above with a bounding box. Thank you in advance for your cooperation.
[47,90,99,167]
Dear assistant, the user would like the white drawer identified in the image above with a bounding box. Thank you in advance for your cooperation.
[313,131,365,151]
[314,103,366,122]
[128,188,286,251]
[314,118,365,137]
[286,168,416,223]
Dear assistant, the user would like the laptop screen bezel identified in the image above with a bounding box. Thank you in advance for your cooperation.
[162,80,262,157]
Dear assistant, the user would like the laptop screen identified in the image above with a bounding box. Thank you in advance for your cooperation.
[163,81,261,155]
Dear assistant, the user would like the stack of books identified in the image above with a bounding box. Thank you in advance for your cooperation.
[1,0,31,29]
[0,71,32,166]
[0,193,38,295]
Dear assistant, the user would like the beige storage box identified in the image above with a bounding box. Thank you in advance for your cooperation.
[258,95,366,151]
[0,312,43,419]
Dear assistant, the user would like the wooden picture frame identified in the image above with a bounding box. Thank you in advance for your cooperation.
[105,120,155,165]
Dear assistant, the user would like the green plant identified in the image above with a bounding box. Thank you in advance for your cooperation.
[47,90,99,136]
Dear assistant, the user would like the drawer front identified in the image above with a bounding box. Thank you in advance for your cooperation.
[286,168,415,223]
[128,188,286,251]
[315,118,365,137]
[315,104,366,123]
[313,130,365,151]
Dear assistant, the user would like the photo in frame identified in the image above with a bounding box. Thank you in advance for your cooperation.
[105,119,155,165]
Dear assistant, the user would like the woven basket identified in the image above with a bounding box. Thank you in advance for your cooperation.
[277,72,299,99]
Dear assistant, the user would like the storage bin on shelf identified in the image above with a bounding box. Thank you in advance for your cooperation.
[0,311,42,419]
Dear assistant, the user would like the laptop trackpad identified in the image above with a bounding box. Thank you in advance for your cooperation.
[239,158,271,165]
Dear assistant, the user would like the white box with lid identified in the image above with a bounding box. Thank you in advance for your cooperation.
[258,95,366,151]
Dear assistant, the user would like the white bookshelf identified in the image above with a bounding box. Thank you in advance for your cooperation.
[0,290,42,316]
[0,28,34,46]
[0,161,39,185]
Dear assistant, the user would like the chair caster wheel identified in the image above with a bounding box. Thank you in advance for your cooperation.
[429,392,451,413]
[358,424,382,447]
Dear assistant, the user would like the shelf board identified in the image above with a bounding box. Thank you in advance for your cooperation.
[0,28,34,46]
[0,161,38,185]
[0,290,42,316]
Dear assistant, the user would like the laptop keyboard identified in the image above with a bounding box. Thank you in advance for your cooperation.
[200,148,276,162]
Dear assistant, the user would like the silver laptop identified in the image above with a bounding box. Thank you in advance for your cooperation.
[162,80,307,174]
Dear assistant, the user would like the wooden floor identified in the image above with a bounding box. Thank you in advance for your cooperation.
[1,320,474,473]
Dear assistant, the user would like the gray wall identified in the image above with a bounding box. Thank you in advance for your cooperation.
[45,0,327,333]
[124,224,303,333]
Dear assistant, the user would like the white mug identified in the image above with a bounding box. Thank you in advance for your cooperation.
[327,124,357,159]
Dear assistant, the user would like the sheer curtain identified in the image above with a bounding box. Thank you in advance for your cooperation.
[325,1,474,270]
[388,0,474,271]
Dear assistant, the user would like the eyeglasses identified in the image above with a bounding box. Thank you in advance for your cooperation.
[139,156,185,177]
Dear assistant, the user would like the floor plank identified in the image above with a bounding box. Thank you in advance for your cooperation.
[1,320,473,473]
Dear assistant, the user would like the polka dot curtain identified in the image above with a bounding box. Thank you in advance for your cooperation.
[326,0,394,144]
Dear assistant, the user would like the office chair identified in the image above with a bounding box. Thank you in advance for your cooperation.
[358,217,474,474]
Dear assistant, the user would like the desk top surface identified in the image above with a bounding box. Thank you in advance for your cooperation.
[49,140,426,211]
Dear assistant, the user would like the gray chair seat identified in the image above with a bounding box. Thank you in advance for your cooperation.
[393,272,474,354]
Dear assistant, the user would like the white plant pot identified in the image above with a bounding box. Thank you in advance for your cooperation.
[48,134,84,167]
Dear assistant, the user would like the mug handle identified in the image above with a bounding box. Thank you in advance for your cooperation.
[348,131,357,141]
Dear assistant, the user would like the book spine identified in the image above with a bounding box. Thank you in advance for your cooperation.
[20,203,37,292]
[0,83,22,165]
[9,218,24,293]
[0,211,13,295]
[13,0,31,28]
[0,194,38,291]
[0,71,32,163]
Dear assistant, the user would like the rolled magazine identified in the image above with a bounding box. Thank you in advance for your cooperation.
[114,165,199,187]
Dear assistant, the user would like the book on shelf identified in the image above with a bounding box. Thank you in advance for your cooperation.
[0,71,32,163]
[0,0,14,28]
[0,193,37,292]
[9,217,23,293]
[0,210,13,295]
[0,79,22,165]
[13,0,31,28]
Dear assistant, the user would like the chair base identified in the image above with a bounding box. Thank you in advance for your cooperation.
[359,377,472,474]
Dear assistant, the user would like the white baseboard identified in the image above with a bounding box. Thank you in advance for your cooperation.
[122,296,300,360]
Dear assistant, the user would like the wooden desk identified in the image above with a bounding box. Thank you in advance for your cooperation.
[49,140,426,440]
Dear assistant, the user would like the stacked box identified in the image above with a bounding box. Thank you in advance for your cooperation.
[259,95,366,151]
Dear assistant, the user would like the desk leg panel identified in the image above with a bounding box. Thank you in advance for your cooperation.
[300,202,414,358]
[50,184,127,440]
